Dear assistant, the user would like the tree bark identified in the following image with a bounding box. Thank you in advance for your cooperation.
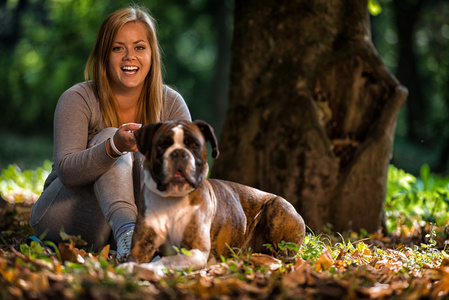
[211,0,407,233]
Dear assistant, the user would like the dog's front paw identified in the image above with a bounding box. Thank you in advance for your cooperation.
[119,262,138,273]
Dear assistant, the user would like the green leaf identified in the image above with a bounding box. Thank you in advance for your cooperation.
[20,244,30,257]
[30,241,44,256]
[286,242,299,252]
[264,243,274,252]
[181,248,192,256]
[368,0,382,16]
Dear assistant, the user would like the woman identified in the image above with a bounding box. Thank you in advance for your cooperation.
[30,6,191,260]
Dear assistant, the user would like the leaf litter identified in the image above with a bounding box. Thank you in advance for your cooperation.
[1,198,448,299]
[2,162,449,299]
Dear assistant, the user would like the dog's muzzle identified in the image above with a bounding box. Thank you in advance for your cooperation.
[160,148,197,192]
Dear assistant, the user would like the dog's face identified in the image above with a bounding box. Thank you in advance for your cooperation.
[134,120,219,197]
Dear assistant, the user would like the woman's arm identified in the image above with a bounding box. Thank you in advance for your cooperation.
[162,86,192,121]
[53,85,117,188]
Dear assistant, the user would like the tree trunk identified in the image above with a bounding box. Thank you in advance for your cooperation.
[211,0,407,233]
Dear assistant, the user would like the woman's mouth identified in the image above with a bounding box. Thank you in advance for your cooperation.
[121,66,139,74]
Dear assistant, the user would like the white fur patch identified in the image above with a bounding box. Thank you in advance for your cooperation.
[142,170,196,246]
[139,249,208,276]
[163,125,196,178]
[144,169,194,198]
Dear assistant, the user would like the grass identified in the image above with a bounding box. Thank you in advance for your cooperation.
[0,133,53,171]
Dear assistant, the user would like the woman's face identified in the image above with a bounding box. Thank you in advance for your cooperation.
[108,21,152,96]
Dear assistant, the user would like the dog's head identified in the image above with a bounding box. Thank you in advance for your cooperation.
[134,120,219,197]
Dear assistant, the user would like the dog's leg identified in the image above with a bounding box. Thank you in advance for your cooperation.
[128,219,160,263]
[120,221,161,273]
[246,196,305,255]
[137,215,213,276]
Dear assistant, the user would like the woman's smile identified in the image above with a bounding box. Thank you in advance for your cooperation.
[122,65,140,75]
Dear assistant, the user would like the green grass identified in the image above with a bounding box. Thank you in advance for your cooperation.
[385,164,449,231]
[0,133,53,171]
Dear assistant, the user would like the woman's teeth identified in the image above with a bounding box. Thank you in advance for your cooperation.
[122,66,139,73]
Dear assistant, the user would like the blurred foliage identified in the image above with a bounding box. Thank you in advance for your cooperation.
[371,0,449,175]
[0,160,51,204]
[386,164,449,232]
[2,0,449,177]
[0,133,53,170]
[368,0,382,16]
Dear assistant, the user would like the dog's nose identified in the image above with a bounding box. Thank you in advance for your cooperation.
[170,149,189,160]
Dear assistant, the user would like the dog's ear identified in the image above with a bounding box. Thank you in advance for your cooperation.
[134,122,162,155]
[193,120,220,159]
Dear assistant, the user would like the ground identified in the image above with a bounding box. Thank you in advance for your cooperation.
[1,196,449,300]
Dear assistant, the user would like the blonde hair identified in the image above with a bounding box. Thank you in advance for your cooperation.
[84,6,163,127]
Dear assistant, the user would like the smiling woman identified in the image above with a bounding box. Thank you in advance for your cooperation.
[29,5,191,261]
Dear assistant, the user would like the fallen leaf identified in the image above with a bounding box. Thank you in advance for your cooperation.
[430,265,449,298]
[58,242,87,263]
[249,253,282,271]
[284,257,315,286]
[0,266,18,283]
[315,248,334,272]
[358,283,393,298]
[98,244,110,260]
[135,265,161,281]
[59,231,87,246]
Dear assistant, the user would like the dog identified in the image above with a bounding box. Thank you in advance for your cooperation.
[124,120,305,275]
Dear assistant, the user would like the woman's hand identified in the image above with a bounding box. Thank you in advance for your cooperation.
[108,123,142,157]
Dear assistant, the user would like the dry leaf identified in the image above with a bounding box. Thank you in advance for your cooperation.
[358,283,393,298]
[58,242,87,263]
[430,265,449,298]
[315,248,334,271]
[249,253,282,271]
[284,257,315,286]
[135,265,161,281]
[98,244,110,260]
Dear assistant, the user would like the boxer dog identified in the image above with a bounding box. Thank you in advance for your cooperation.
[124,120,305,275]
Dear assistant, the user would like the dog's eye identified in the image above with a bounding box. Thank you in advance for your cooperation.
[158,139,172,150]
[185,139,200,150]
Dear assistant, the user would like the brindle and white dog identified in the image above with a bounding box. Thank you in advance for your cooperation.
[124,120,305,275]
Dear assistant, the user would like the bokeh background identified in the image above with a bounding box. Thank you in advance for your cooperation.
[1,0,448,176]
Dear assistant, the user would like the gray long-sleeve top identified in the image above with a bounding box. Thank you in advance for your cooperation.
[45,82,191,190]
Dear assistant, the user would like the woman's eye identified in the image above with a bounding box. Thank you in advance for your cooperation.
[112,46,123,52]
[136,45,145,51]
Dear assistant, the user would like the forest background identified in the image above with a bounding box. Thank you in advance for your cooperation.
[1,0,449,177]
[2,1,449,298]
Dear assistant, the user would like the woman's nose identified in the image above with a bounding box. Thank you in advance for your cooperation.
[123,49,136,60]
